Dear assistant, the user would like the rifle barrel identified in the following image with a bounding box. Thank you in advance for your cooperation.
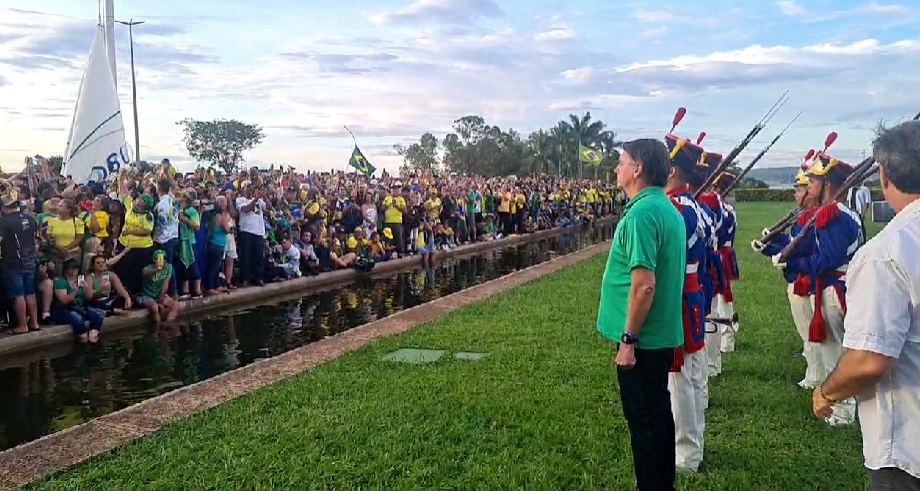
[762,208,801,243]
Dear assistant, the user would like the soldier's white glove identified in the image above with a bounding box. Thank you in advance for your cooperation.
[762,228,771,238]
[771,253,787,270]
[750,239,765,252]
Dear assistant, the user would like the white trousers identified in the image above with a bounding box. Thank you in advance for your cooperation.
[717,295,737,353]
[705,297,723,377]
[786,283,824,388]
[812,286,856,424]
[669,350,707,471]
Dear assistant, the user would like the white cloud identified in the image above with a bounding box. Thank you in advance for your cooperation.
[776,1,911,21]
[4,2,920,174]
[367,0,501,26]
[534,27,577,42]
[776,1,806,16]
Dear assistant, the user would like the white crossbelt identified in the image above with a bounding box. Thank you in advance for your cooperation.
[686,263,699,274]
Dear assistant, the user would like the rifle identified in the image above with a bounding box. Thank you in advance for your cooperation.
[719,110,803,198]
[777,109,920,262]
[694,90,790,199]
[759,149,816,242]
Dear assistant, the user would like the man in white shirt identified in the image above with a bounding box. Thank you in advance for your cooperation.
[153,178,180,295]
[813,120,920,490]
[235,181,267,287]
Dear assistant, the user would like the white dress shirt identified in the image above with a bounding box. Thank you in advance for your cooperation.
[843,197,920,479]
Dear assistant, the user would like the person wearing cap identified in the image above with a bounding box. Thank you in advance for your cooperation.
[372,228,398,261]
[711,172,741,353]
[814,120,920,490]
[160,158,177,180]
[753,167,823,389]
[663,133,710,473]
[0,181,41,334]
[598,138,686,491]
[773,151,862,426]
[115,193,155,295]
[694,152,727,379]
[137,249,180,324]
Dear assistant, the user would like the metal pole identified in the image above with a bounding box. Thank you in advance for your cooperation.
[117,19,144,162]
[104,0,116,87]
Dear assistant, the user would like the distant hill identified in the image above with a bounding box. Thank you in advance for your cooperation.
[746,166,799,187]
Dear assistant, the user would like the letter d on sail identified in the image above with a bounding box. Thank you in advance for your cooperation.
[62,25,131,184]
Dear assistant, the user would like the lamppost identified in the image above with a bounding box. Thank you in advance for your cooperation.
[115,19,144,163]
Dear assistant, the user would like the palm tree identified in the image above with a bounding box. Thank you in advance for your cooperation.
[561,112,606,178]
[527,129,553,175]
[550,123,570,177]
[596,130,622,180]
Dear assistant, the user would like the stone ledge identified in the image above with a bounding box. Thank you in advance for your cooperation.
[0,241,611,489]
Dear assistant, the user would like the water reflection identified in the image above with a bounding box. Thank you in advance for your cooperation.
[0,224,612,451]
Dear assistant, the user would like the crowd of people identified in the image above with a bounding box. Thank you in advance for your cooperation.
[601,120,918,491]
[0,161,621,342]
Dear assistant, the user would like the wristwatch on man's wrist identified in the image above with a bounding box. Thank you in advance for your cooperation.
[621,331,639,345]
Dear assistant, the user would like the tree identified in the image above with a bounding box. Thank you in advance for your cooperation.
[390,112,622,180]
[450,115,487,175]
[177,118,265,173]
[738,177,769,188]
[394,132,441,175]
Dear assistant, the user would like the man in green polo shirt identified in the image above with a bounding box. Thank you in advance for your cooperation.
[597,138,686,491]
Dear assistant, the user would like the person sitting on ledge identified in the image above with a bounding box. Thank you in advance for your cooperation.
[137,250,180,324]
[51,258,105,343]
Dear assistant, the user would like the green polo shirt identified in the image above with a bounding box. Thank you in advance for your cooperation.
[596,186,685,349]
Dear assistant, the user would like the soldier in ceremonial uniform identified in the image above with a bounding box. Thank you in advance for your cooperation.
[664,133,709,472]
[772,152,862,426]
[753,167,823,388]
[711,172,741,352]
[696,152,728,378]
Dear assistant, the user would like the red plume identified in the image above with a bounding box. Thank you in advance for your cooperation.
[824,131,838,150]
[672,107,687,127]
[696,132,706,145]
[803,149,815,162]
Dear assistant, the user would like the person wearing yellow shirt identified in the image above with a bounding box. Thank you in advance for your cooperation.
[425,189,442,220]
[43,198,85,273]
[497,186,513,235]
[114,194,155,295]
[83,195,111,252]
[382,185,407,253]
[513,188,527,234]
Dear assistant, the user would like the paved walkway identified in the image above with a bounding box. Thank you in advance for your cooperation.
[0,241,611,490]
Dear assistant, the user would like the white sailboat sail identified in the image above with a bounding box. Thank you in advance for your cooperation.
[62,25,132,184]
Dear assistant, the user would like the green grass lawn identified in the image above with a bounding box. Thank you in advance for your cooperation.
[34,202,873,490]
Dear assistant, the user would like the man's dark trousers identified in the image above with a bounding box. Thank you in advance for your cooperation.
[617,346,676,491]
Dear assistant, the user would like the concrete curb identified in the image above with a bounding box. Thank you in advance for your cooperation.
[0,218,614,360]
[0,240,612,490]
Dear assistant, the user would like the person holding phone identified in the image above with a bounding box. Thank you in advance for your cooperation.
[51,258,104,343]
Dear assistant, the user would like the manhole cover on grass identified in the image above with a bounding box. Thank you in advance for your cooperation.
[454,352,488,361]
[382,348,447,364]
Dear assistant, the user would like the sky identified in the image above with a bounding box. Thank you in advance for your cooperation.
[1,0,920,175]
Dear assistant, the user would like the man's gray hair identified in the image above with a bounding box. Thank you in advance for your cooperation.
[872,120,920,193]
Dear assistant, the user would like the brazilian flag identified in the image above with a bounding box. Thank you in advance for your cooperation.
[349,145,376,176]
[578,143,602,166]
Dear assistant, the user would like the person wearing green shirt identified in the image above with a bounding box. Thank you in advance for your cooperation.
[596,138,686,491]
[177,190,202,299]
[51,258,105,342]
[137,250,180,324]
